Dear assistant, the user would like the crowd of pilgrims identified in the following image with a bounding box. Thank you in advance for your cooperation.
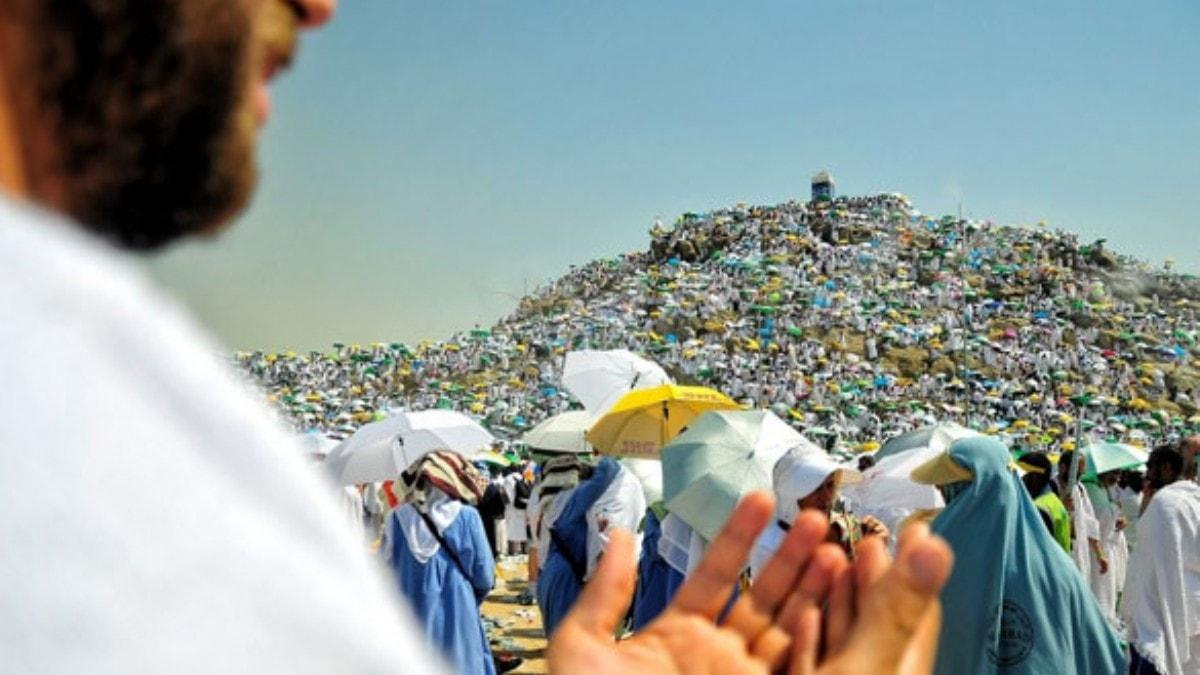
[345,430,1197,675]
[240,194,1200,459]
[237,194,1200,674]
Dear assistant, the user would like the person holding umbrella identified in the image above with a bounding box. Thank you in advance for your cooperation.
[751,449,886,578]
[1058,450,1107,579]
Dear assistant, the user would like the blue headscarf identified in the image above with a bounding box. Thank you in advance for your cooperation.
[930,437,1124,675]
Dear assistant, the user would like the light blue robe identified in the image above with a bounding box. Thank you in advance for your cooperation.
[388,505,496,675]
[632,509,685,631]
[537,457,620,636]
[930,437,1125,675]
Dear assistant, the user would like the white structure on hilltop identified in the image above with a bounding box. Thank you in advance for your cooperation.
[811,170,835,201]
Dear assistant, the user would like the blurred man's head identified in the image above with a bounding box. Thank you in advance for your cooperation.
[1056,450,1079,488]
[1182,436,1200,481]
[1019,453,1052,498]
[1146,445,1184,490]
[0,0,333,250]
[798,472,839,514]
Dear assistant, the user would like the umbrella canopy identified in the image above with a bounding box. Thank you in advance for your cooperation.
[296,432,339,459]
[520,410,593,454]
[562,349,672,415]
[476,450,513,468]
[841,443,947,535]
[324,409,494,484]
[874,422,978,461]
[586,385,740,458]
[1082,442,1147,476]
[620,457,663,506]
[661,410,816,539]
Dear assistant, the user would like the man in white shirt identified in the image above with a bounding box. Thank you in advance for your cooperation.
[0,2,954,673]
[1123,442,1200,675]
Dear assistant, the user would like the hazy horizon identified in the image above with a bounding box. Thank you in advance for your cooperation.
[146,1,1200,352]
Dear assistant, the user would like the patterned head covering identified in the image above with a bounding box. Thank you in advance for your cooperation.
[398,450,488,507]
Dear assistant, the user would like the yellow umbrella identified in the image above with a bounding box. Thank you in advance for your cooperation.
[586,385,740,458]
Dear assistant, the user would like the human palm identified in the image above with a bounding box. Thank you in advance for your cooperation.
[548,492,952,675]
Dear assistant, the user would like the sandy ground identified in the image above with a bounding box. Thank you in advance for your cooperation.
[483,556,548,674]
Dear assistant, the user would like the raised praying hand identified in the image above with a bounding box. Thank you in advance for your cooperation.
[547,492,953,674]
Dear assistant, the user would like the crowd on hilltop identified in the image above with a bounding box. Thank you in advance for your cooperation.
[237,193,1200,457]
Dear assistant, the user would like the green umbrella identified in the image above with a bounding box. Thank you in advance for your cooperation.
[1082,442,1147,477]
[661,410,817,540]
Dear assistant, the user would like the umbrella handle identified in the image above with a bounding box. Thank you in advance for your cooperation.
[662,401,669,448]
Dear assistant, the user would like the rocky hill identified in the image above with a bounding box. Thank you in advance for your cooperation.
[238,193,1200,455]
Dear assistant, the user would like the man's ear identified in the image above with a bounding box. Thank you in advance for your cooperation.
[0,21,32,200]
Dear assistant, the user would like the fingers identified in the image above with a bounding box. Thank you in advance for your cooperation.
[823,565,854,655]
[670,491,774,619]
[751,543,848,670]
[852,534,891,616]
[561,528,638,639]
[841,525,953,672]
[771,543,848,636]
[753,511,832,615]
[896,596,942,675]
[721,511,829,642]
[788,603,821,675]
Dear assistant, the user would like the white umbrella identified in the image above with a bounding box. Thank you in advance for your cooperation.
[843,424,981,535]
[842,446,947,536]
[324,410,494,484]
[874,422,977,461]
[662,410,819,540]
[521,410,594,453]
[296,432,339,459]
[562,349,672,414]
[621,457,663,505]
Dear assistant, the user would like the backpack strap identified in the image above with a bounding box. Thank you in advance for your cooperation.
[417,509,471,582]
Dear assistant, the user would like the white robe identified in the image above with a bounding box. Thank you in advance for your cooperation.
[0,196,445,673]
[1070,482,1100,580]
[1083,482,1122,625]
[585,465,647,580]
[502,474,528,543]
[1121,481,1200,675]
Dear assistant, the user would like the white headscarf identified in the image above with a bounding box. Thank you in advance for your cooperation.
[772,448,860,524]
[388,487,463,565]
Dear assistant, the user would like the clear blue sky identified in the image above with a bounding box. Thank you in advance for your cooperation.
[147,1,1200,351]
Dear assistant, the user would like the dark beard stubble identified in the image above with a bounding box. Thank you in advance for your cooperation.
[23,0,259,250]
